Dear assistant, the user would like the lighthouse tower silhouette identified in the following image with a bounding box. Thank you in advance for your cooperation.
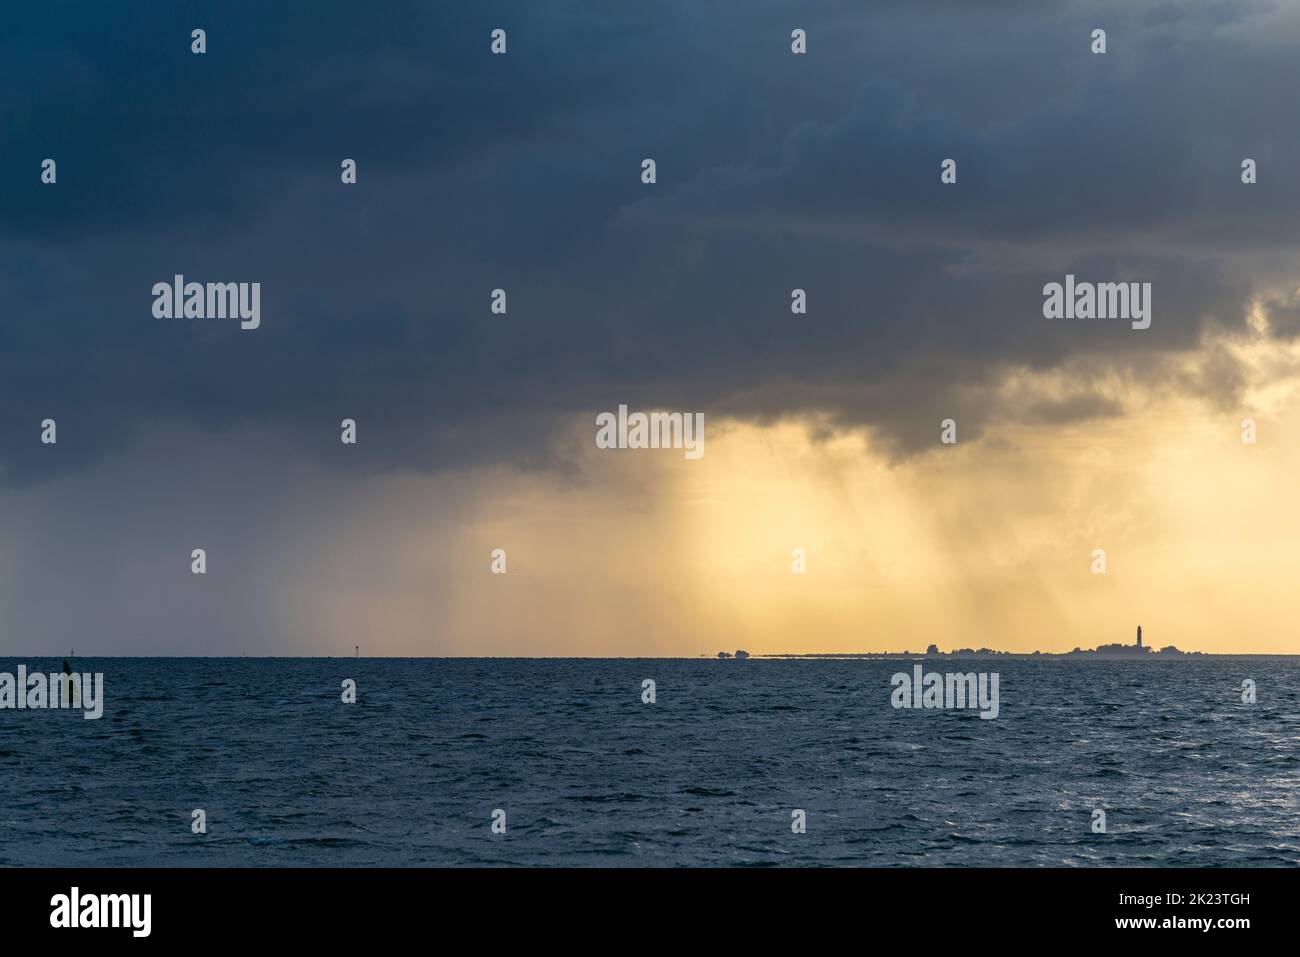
[1136,625,1142,648]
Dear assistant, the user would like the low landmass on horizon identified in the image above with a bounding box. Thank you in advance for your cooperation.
[736,626,1218,659]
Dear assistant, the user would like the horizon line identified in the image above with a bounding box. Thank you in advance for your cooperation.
[3,653,1299,660]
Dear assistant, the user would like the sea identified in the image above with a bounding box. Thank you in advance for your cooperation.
[1,656,1297,867]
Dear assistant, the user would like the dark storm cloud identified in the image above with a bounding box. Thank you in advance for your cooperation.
[0,0,1293,482]
[1263,290,1300,339]
[0,1,646,238]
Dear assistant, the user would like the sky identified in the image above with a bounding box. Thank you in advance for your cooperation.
[3,1,1300,655]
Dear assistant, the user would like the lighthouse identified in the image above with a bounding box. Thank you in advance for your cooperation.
[1136,625,1142,649]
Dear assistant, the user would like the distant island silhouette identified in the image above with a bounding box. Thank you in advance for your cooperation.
[752,626,1209,658]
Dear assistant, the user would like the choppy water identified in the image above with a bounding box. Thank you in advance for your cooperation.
[1,657,1297,866]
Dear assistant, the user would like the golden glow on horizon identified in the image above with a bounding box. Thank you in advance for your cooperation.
[263,318,1300,657]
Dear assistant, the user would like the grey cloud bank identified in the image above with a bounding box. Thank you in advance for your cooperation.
[0,1,1297,653]
[1,1,1292,483]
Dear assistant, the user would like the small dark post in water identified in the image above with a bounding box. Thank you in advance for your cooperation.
[62,655,77,706]
[355,645,359,657]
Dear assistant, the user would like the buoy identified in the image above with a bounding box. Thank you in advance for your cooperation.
[62,656,79,707]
